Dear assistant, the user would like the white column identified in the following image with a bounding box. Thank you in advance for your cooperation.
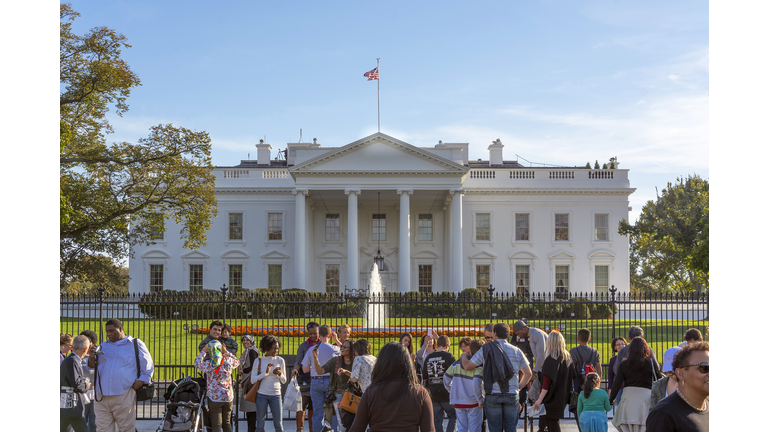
[450,189,464,292]
[345,189,361,291]
[293,189,308,290]
[398,189,413,293]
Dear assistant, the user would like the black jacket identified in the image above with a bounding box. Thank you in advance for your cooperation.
[60,353,88,418]
[482,340,515,395]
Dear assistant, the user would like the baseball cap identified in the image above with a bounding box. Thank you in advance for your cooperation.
[662,346,681,372]
[513,319,529,334]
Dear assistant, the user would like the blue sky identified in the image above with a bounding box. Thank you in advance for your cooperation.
[63,0,709,221]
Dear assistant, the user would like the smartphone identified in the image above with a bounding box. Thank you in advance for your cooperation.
[428,329,433,338]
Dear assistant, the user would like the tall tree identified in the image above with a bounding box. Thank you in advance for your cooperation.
[60,4,218,285]
[619,174,709,293]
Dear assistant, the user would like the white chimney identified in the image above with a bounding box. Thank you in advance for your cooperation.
[256,139,272,165]
[489,138,504,166]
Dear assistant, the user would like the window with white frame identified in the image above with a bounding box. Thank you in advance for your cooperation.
[189,264,203,291]
[325,264,340,293]
[595,265,609,295]
[372,214,386,241]
[229,264,243,290]
[268,213,283,240]
[325,214,340,241]
[418,265,433,293]
[555,214,569,241]
[476,213,490,241]
[515,214,530,241]
[516,265,530,297]
[150,265,164,292]
[555,265,569,299]
[476,265,491,289]
[229,213,243,240]
[594,214,609,241]
[150,224,164,241]
[418,214,433,241]
[268,264,282,290]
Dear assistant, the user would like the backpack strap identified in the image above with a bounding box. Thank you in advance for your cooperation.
[133,338,141,380]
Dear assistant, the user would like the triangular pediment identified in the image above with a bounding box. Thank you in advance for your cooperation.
[290,132,468,175]
[181,250,210,260]
[261,250,290,259]
[548,250,576,260]
[470,250,498,260]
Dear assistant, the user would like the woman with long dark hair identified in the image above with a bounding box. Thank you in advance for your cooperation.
[609,337,658,432]
[399,332,417,363]
[607,337,627,398]
[348,342,434,432]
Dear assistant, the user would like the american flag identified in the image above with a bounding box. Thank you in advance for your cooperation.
[363,67,379,81]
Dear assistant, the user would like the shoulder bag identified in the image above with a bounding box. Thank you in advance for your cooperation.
[133,338,156,402]
[340,380,361,414]
[239,350,257,394]
[244,358,262,403]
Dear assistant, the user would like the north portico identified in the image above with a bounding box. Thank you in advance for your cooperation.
[129,132,634,295]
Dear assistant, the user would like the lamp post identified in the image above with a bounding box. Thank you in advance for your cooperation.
[609,285,617,339]
[486,284,495,321]
[220,284,229,325]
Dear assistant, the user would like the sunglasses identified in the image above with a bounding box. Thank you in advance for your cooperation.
[341,345,350,349]
[680,362,709,374]
[485,337,493,341]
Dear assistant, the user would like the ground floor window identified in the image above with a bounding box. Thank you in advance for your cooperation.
[326,264,340,293]
[516,265,530,297]
[268,264,282,290]
[189,264,203,291]
[595,265,609,295]
[229,264,243,290]
[150,265,163,292]
[476,265,490,290]
[418,265,433,293]
[555,265,569,299]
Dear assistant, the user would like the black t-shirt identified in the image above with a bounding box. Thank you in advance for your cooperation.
[422,350,455,403]
[646,391,708,432]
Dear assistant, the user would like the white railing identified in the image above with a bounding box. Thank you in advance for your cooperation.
[549,170,574,179]
[262,169,290,179]
[510,170,536,179]
[222,170,249,179]
[588,170,614,179]
[469,170,496,179]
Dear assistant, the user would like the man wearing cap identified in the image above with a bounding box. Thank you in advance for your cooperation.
[649,346,680,410]
[512,320,548,376]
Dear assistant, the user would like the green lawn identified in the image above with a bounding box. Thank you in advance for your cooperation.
[61,317,708,381]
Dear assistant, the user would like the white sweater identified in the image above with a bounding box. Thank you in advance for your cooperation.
[250,355,287,396]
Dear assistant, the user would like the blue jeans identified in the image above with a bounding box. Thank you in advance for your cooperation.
[433,401,457,432]
[310,377,334,432]
[256,393,283,432]
[455,406,483,432]
[484,393,519,432]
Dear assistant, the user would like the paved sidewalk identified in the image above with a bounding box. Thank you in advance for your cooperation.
[137,417,620,431]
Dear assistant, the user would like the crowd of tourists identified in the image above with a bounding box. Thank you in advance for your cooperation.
[60,318,708,432]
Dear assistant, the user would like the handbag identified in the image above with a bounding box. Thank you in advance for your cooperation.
[340,381,361,414]
[133,338,156,402]
[244,358,262,403]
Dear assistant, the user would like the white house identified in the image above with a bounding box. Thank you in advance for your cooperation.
[129,132,634,296]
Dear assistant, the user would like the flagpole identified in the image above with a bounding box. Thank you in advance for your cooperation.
[377,58,380,132]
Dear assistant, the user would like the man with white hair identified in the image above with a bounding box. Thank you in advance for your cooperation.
[61,335,92,432]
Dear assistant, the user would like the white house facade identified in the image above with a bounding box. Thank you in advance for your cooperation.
[129,132,635,296]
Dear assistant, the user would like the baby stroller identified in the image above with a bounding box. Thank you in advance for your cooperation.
[157,376,208,432]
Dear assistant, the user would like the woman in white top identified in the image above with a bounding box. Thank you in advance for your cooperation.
[251,335,287,432]
[349,339,377,393]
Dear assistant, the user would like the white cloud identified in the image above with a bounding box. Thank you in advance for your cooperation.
[668,74,680,80]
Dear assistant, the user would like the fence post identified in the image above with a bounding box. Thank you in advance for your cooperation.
[609,285,617,340]
[487,284,495,322]
[221,284,229,325]
[98,285,105,343]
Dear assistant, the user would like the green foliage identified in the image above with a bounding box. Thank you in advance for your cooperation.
[610,162,615,169]
[602,163,608,169]
[60,254,129,294]
[60,4,218,281]
[595,160,600,169]
[586,162,591,169]
[618,174,709,293]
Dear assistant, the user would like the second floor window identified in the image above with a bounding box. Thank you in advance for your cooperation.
[476,213,490,241]
[555,214,569,241]
[515,214,529,241]
[326,214,340,241]
[268,213,282,240]
[595,214,609,241]
[418,214,433,241]
[372,214,386,241]
[229,213,243,240]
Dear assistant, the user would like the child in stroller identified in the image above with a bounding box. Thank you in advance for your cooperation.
[158,376,208,432]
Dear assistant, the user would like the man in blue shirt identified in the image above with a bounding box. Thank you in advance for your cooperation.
[88,318,154,432]
[301,324,340,432]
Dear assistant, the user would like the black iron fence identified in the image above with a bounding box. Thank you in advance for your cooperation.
[60,285,708,424]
